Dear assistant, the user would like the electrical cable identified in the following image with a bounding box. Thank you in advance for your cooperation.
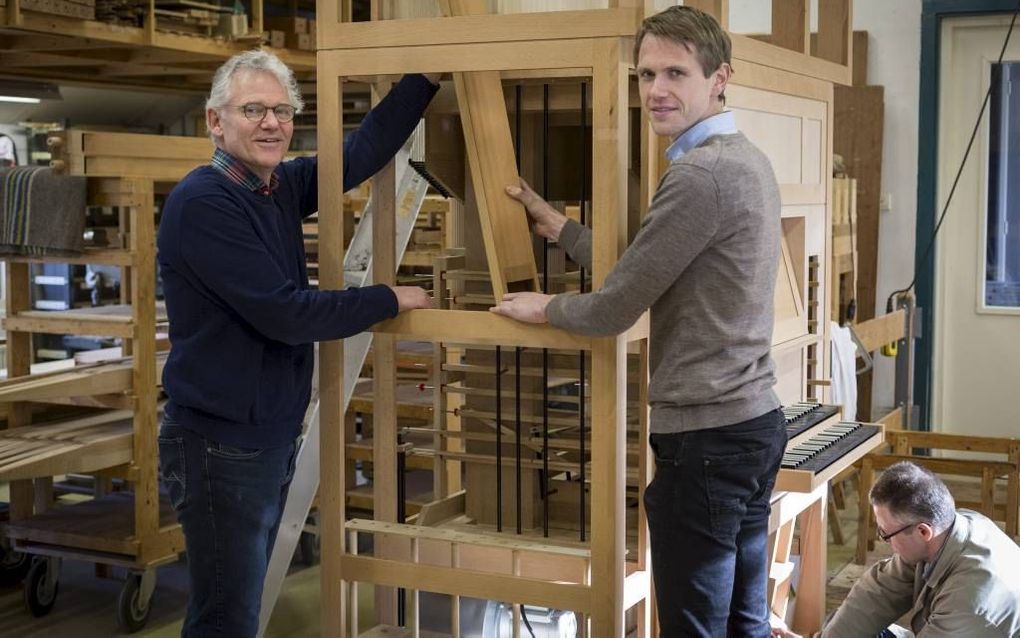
[885,1,1019,314]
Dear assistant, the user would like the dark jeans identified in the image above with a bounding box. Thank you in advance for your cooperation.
[644,408,787,638]
[158,419,297,637]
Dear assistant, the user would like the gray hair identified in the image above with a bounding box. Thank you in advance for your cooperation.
[870,461,956,533]
[206,49,304,116]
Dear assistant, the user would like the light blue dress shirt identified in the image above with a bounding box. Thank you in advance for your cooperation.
[665,110,738,162]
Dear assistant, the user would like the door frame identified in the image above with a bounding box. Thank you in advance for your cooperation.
[915,0,1019,428]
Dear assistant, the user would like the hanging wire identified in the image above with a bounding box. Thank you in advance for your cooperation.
[886,2,1019,313]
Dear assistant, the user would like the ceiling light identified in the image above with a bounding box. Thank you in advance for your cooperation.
[0,80,62,102]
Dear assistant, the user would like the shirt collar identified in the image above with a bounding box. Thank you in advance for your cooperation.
[665,110,738,162]
[210,147,278,196]
[922,515,956,582]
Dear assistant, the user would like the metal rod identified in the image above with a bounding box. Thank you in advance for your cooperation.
[496,346,502,533]
[515,346,523,535]
[514,84,524,535]
[542,82,551,538]
[578,81,588,542]
[397,436,407,626]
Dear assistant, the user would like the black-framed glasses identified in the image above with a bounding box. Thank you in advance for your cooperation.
[877,522,918,542]
[235,103,296,123]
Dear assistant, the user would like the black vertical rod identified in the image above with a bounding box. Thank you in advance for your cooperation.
[396,435,406,625]
[578,81,588,542]
[495,347,503,532]
[541,82,551,538]
[514,84,524,535]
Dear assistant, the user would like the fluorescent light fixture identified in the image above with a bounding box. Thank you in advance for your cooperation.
[0,80,61,102]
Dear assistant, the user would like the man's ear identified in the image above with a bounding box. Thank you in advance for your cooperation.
[917,522,935,541]
[207,107,223,139]
[712,62,732,101]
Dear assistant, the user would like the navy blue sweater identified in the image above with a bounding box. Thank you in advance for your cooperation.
[158,74,438,448]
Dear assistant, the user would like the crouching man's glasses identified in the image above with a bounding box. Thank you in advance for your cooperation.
[877,522,918,542]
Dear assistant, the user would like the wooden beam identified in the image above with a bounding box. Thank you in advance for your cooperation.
[771,0,809,54]
[318,7,639,51]
[683,0,728,30]
[816,0,852,66]
[440,0,540,300]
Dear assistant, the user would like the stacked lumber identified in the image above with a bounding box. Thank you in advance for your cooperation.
[0,410,133,481]
[154,0,230,36]
[95,0,145,26]
[0,352,167,404]
[20,0,95,20]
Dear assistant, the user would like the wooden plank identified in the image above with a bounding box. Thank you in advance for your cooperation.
[833,84,883,419]
[682,0,728,28]
[442,1,539,299]
[340,555,591,613]
[588,35,630,638]
[317,56,347,638]
[816,0,851,66]
[127,180,162,560]
[4,313,133,338]
[370,85,400,625]
[318,7,639,51]
[771,0,809,54]
[21,0,94,20]
[347,518,589,558]
[4,492,177,557]
[853,309,905,354]
[373,309,595,350]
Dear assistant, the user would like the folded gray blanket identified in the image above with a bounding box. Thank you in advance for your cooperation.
[0,166,86,257]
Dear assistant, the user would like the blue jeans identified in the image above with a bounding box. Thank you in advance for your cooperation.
[158,419,297,637]
[644,409,787,637]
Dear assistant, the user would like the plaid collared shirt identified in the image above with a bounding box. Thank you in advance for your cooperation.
[210,147,279,196]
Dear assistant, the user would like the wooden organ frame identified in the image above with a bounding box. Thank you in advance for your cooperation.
[314,1,853,636]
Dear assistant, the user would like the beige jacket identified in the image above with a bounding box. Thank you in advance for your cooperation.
[824,510,1020,637]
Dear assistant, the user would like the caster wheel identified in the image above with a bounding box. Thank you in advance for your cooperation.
[116,572,154,633]
[24,557,58,617]
[299,514,321,566]
[0,544,31,586]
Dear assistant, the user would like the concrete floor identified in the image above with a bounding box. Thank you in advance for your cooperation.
[0,479,917,637]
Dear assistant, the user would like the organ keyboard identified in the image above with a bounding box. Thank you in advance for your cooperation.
[775,403,884,493]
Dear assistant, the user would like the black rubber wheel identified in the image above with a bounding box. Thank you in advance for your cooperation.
[299,514,321,566]
[23,558,58,617]
[116,572,153,633]
[0,544,31,586]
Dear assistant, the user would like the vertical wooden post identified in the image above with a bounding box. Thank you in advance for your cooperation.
[792,486,827,635]
[318,62,346,638]
[129,179,160,561]
[371,80,401,627]
[589,36,629,638]
[5,261,32,520]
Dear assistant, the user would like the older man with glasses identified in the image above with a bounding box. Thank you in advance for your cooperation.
[157,50,439,636]
[819,461,1020,638]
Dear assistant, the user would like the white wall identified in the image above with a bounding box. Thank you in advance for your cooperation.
[851,0,922,417]
[722,0,922,417]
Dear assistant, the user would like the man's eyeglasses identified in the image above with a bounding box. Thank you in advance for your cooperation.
[235,103,297,123]
[877,522,918,542]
